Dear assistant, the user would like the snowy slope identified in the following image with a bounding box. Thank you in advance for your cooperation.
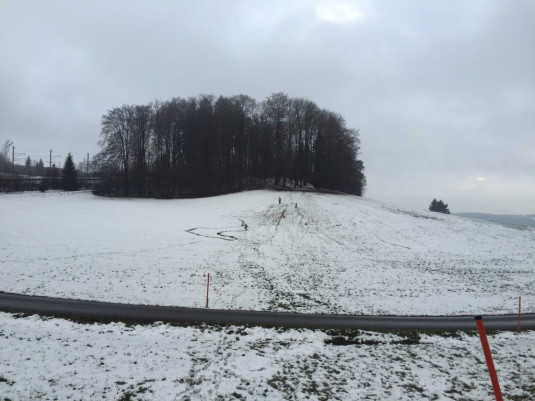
[1,190,533,315]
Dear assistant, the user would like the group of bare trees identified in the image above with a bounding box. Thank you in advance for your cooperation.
[95,93,366,198]
[0,140,13,173]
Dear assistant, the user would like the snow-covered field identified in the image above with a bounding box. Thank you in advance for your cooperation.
[1,190,534,400]
[1,190,533,314]
[1,312,534,400]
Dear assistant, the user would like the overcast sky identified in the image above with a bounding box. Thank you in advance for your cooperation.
[1,0,534,214]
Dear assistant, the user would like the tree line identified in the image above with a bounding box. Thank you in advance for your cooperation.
[94,93,366,198]
[23,156,46,177]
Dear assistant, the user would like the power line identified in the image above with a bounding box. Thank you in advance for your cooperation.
[49,150,62,169]
[16,147,91,158]
[12,146,25,173]
[11,146,96,167]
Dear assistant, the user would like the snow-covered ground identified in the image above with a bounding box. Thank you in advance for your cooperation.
[1,313,534,400]
[0,313,535,400]
[1,190,534,400]
[1,190,533,315]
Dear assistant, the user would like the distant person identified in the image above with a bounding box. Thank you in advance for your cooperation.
[278,196,281,204]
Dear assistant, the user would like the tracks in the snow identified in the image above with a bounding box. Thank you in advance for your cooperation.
[186,220,248,241]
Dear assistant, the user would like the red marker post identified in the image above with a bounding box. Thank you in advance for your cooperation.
[474,316,503,401]
[206,273,210,308]
[517,296,522,332]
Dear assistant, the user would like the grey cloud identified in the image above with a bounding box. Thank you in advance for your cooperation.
[0,0,533,213]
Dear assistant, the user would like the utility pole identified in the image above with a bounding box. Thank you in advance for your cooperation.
[49,150,61,171]
[12,146,25,175]
[87,153,89,174]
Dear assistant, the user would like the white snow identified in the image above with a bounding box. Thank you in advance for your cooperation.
[0,312,533,400]
[1,190,534,400]
[1,190,533,314]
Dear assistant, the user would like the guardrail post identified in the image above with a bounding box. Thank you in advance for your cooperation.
[474,316,503,401]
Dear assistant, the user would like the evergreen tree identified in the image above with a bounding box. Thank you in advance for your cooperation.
[429,198,450,214]
[24,156,32,176]
[35,159,45,176]
[439,200,450,214]
[62,153,78,191]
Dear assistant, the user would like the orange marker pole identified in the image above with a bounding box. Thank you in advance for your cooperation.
[475,316,503,401]
[517,296,521,332]
[206,273,210,308]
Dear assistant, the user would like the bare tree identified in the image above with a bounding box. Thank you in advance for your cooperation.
[98,106,134,195]
[263,92,289,185]
[0,139,13,172]
[95,93,366,198]
[131,104,152,196]
[2,139,13,159]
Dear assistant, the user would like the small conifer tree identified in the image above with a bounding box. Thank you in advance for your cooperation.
[24,156,32,176]
[62,153,78,191]
[429,198,450,214]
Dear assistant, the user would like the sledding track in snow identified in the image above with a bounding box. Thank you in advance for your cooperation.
[186,219,249,241]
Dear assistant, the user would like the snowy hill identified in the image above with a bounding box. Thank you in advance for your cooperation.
[1,190,535,400]
[1,190,533,315]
